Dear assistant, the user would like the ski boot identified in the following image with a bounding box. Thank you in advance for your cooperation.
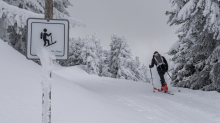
[161,83,168,93]
[164,84,168,93]
[161,84,165,91]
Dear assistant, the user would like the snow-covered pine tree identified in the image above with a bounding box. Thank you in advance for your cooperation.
[109,34,142,80]
[109,34,128,78]
[0,0,84,55]
[80,34,102,75]
[167,0,220,91]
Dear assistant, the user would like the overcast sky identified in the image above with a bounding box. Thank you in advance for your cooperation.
[67,0,179,69]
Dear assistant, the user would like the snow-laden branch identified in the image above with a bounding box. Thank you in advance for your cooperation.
[0,0,85,34]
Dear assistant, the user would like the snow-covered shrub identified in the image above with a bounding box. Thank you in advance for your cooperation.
[59,37,82,66]
[99,56,112,77]
[99,50,112,77]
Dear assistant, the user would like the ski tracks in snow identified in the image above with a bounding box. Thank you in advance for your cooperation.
[110,93,219,123]
[54,66,220,123]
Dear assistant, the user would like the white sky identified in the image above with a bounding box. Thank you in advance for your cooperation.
[67,0,179,67]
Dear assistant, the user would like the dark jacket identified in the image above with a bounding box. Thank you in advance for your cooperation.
[43,33,51,40]
[149,55,168,72]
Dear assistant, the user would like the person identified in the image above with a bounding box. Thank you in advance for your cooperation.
[149,51,169,92]
[42,28,51,46]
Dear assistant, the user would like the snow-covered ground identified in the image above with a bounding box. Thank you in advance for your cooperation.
[0,40,220,123]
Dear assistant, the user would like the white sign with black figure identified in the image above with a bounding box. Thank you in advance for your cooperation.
[26,18,69,60]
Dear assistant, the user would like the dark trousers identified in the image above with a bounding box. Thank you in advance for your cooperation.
[43,39,50,46]
[157,67,167,86]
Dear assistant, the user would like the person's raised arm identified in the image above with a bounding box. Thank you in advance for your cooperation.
[47,33,52,36]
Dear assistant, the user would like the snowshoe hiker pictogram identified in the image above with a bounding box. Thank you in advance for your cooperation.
[40,28,57,47]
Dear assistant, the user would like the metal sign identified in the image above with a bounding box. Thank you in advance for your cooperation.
[26,18,69,60]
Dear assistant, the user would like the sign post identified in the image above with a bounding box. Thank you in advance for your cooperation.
[45,0,53,19]
[44,1,53,122]
[26,1,69,123]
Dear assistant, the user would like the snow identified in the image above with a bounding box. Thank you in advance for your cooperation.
[37,47,56,123]
[177,0,196,20]
[168,41,180,53]
[0,39,220,123]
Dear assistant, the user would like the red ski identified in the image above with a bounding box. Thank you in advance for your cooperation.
[154,87,174,95]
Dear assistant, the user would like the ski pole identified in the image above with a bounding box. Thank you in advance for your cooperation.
[51,34,53,43]
[167,72,181,92]
[49,34,52,44]
[150,68,155,92]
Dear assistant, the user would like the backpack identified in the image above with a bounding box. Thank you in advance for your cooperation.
[154,53,165,67]
[40,32,43,39]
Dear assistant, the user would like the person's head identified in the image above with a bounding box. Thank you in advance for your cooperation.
[154,51,159,54]
[154,51,160,56]
[43,29,47,32]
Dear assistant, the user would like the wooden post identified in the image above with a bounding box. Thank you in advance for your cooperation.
[43,0,53,123]
[45,0,53,19]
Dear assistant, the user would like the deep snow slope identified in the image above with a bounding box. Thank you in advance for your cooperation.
[0,41,42,122]
[0,40,220,123]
